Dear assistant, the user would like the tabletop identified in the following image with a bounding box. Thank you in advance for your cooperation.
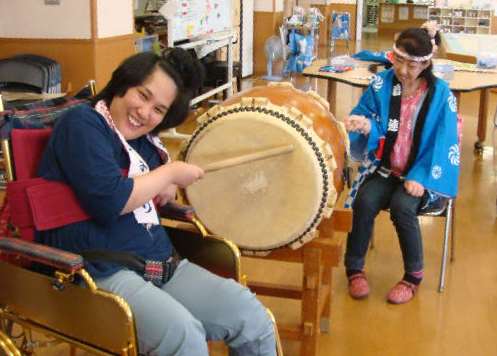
[303,58,497,92]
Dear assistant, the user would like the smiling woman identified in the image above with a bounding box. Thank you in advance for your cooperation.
[34,48,278,355]
[108,68,176,140]
[391,51,430,91]
[343,26,460,305]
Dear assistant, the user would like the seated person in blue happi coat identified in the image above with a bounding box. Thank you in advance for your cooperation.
[342,26,460,304]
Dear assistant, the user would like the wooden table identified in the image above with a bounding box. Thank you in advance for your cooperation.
[303,58,497,153]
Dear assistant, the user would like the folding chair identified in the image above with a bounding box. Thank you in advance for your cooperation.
[424,198,456,292]
[369,197,456,293]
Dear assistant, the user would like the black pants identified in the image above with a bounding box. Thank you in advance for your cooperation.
[345,173,424,273]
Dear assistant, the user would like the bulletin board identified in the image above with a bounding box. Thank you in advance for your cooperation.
[161,0,233,45]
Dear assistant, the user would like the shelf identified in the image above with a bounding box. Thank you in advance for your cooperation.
[431,16,491,19]
[428,6,492,34]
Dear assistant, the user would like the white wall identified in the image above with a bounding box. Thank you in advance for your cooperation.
[241,0,254,77]
[0,0,134,39]
[445,0,472,6]
[443,0,495,9]
[97,0,134,38]
[0,0,91,39]
[311,0,357,4]
[255,0,284,12]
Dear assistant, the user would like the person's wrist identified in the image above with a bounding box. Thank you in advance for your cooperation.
[159,164,176,186]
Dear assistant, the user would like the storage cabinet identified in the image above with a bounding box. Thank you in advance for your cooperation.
[429,7,492,34]
[378,3,429,35]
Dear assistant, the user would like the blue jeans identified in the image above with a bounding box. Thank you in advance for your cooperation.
[96,260,276,356]
[345,173,424,273]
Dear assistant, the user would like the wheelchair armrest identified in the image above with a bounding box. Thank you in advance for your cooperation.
[159,202,195,223]
[166,226,241,282]
[0,237,84,274]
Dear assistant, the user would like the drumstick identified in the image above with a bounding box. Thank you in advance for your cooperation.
[203,144,294,173]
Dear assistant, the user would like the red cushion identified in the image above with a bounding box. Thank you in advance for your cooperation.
[27,180,90,230]
[6,178,45,231]
[7,178,90,236]
[11,128,52,180]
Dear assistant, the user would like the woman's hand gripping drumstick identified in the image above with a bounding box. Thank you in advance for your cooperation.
[203,144,294,173]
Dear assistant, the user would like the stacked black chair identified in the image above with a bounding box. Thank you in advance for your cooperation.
[0,54,61,94]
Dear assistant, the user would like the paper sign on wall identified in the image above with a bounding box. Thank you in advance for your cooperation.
[160,0,232,43]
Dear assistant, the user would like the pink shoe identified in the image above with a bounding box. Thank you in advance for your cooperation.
[348,273,370,299]
[386,281,418,304]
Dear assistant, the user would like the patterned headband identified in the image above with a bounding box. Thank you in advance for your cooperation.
[392,43,433,63]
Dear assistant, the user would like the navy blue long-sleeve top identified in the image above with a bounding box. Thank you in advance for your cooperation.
[37,104,172,279]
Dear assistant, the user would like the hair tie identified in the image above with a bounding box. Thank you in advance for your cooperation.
[158,48,185,90]
[421,20,439,40]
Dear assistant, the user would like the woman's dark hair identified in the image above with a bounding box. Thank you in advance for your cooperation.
[92,48,205,133]
[395,28,440,84]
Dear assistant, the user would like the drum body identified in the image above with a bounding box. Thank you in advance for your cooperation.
[181,83,349,255]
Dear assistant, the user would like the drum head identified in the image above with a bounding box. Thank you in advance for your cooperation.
[183,102,330,253]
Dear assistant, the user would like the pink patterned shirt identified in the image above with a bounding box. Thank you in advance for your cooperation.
[390,80,428,176]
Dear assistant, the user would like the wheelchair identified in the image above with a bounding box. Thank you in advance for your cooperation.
[0,86,282,355]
